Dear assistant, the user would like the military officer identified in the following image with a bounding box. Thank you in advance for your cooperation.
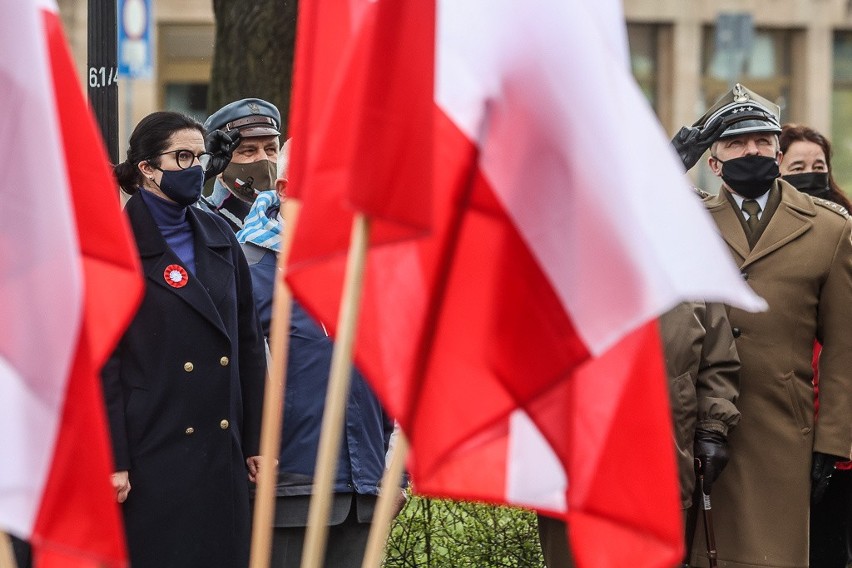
[202,98,282,231]
[678,84,852,568]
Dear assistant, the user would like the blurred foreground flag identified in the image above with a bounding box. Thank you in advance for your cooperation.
[286,1,765,567]
[0,1,142,566]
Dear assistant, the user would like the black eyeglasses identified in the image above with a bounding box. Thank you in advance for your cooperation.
[151,149,214,171]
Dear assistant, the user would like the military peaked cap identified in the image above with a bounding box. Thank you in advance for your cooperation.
[694,83,781,139]
[204,98,281,138]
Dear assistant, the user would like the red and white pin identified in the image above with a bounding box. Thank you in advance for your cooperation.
[164,264,189,288]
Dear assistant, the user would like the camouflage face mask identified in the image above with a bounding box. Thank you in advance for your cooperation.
[222,158,277,203]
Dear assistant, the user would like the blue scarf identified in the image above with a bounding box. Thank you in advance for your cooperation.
[236,190,282,252]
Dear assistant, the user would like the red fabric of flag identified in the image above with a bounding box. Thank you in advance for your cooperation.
[32,11,142,568]
[285,2,764,567]
[0,4,141,567]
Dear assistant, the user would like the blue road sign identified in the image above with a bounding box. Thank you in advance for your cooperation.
[118,0,152,78]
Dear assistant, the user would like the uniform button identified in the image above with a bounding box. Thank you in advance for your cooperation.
[185,427,195,435]
[741,272,749,281]
[184,362,194,372]
[802,427,812,435]
[220,419,230,430]
[219,356,230,366]
[732,327,741,338]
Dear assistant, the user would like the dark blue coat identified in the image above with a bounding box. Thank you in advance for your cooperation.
[102,193,266,568]
[241,242,393,525]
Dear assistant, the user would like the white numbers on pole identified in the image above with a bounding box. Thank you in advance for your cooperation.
[88,66,119,88]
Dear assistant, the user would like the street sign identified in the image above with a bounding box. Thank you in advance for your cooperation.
[715,13,754,54]
[117,0,151,78]
[714,12,754,87]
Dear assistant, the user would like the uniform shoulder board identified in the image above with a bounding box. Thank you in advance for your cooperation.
[813,197,849,218]
[692,186,711,200]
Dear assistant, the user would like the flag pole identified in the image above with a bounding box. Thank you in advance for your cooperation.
[360,150,481,568]
[248,198,302,568]
[361,432,409,568]
[0,533,17,568]
[300,213,371,568]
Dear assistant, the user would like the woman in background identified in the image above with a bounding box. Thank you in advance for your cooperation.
[779,124,851,209]
[780,123,852,568]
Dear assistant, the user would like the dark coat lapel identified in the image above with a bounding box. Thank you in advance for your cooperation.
[126,193,229,338]
[186,205,235,320]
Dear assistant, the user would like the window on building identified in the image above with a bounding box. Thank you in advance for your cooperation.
[158,24,215,121]
[832,32,852,192]
[626,23,674,129]
[628,24,659,109]
[702,27,792,119]
[696,27,793,190]
[164,83,209,122]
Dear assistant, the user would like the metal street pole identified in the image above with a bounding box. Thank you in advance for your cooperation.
[88,0,119,165]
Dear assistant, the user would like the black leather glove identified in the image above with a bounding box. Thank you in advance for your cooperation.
[204,129,242,182]
[671,113,727,171]
[694,429,729,495]
[811,452,840,505]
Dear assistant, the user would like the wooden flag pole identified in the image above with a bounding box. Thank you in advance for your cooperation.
[361,432,409,568]
[358,151,482,568]
[248,198,302,568]
[300,213,371,568]
[0,533,17,568]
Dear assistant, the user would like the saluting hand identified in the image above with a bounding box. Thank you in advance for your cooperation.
[204,129,242,182]
[671,113,727,171]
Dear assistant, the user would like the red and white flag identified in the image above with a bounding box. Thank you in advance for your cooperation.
[0,1,142,566]
[286,1,764,567]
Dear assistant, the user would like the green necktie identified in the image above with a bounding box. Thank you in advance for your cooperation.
[742,199,761,235]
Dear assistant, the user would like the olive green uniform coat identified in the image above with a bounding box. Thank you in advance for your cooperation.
[691,181,852,568]
[661,301,740,510]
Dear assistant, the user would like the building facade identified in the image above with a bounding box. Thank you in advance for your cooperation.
[625,0,852,189]
[58,0,852,189]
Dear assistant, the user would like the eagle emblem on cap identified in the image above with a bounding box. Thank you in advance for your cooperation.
[733,83,750,103]
[248,102,260,114]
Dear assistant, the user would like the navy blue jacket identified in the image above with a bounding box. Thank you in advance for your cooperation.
[241,242,394,499]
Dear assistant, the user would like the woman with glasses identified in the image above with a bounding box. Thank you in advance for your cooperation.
[106,111,266,568]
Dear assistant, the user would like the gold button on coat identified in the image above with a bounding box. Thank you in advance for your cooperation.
[219,356,230,366]
[185,427,195,435]
[220,419,230,430]
[184,362,194,372]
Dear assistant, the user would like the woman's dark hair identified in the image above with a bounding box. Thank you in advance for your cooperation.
[114,111,205,194]
[779,123,852,210]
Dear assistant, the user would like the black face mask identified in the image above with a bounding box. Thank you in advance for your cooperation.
[717,155,780,199]
[155,165,204,207]
[782,172,831,199]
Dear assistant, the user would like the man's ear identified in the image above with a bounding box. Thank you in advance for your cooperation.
[275,178,288,199]
[708,155,722,176]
